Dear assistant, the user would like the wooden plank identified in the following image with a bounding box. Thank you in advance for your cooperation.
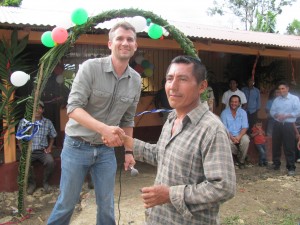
[1,29,299,59]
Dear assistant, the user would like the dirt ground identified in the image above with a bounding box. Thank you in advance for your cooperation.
[1,161,300,225]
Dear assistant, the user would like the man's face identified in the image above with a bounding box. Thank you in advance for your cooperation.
[165,63,206,114]
[229,80,238,91]
[35,105,44,118]
[247,79,254,88]
[229,96,240,111]
[278,84,289,97]
[108,27,137,61]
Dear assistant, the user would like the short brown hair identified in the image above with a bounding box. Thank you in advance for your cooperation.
[108,21,136,41]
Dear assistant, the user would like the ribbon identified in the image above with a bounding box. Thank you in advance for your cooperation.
[135,108,172,117]
[16,119,42,141]
[251,52,260,81]
[289,54,295,83]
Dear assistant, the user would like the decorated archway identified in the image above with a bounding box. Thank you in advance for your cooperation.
[17,8,198,213]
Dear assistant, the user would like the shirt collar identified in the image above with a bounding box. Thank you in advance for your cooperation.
[103,56,131,78]
[168,102,209,126]
[279,92,291,99]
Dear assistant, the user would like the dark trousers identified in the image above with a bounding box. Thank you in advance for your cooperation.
[29,150,55,185]
[272,121,296,171]
[247,111,257,131]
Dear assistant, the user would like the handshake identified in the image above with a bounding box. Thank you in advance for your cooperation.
[101,125,135,171]
[101,125,133,149]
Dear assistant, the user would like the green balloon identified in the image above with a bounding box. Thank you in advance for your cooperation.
[148,24,163,39]
[71,8,88,25]
[141,59,150,68]
[41,31,55,48]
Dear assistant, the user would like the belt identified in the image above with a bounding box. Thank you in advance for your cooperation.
[72,136,104,147]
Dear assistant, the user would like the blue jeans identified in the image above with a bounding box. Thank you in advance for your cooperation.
[47,135,117,225]
[255,144,267,164]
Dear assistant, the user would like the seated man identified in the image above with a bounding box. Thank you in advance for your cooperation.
[17,101,57,194]
[221,95,249,169]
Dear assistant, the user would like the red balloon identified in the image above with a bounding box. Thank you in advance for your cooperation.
[52,27,68,44]
[134,64,144,74]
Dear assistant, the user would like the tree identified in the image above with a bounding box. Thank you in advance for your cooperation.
[0,0,22,6]
[253,11,277,33]
[208,0,295,31]
[286,19,300,35]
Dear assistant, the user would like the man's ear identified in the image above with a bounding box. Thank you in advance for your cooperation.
[199,80,208,95]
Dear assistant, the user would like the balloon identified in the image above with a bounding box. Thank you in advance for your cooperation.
[52,27,68,44]
[41,31,55,48]
[143,68,153,77]
[141,59,150,69]
[148,24,163,39]
[56,74,64,84]
[71,8,88,25]
[134,64,144,74]
[10,71,30,87]
[146,18,152,26]
[134,55,144,65]
[130,16,147,32]
[162,27,169,36]
[148,63,154,69]
[62,70,75,78]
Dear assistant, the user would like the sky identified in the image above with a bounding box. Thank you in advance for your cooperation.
[20,0,300,34]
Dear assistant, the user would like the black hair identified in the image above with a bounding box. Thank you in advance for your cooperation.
[229,94,241,104]
[229,78,238,84]
[276,80,289,88]
[166,55,207,84]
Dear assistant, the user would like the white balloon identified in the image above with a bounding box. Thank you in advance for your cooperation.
[130,16,147,33]
[163,27,169,36]
[10,71,30,87]
[135,55,144,65]
[56,74,64,84]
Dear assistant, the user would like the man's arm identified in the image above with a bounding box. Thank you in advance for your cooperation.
[236,128,248,142]
[121,127,136,171]
[69,108,124,147]
[45,137,55,154]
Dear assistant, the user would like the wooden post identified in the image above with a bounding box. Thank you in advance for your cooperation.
[3,87,16,163]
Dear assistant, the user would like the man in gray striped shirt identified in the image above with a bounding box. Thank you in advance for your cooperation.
[120,56,236,225]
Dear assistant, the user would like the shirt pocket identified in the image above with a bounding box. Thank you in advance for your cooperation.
[89,89,112,109]
[115,96,134,115]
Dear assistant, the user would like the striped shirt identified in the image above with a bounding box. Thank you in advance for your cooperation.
[17,117,57,151]
[133,103,236,225]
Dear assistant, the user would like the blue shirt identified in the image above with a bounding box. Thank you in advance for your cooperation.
[270,93,300,123]
[241,86,261,114]
[221,107,249,136]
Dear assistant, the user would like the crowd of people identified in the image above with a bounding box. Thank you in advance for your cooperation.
[16,21,300,225]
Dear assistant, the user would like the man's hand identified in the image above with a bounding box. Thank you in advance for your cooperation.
[44,147,52,154]
[140,185,171,208]
[230,135,239,144]
[101,126,125,147]
[275,114,286,122]
[124,154,136,171]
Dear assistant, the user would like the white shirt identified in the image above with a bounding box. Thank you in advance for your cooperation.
[222,89,247,107]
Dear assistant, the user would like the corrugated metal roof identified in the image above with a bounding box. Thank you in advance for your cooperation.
[1,6,300,49]
[0,6,70,27]
[170,21,300,49]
